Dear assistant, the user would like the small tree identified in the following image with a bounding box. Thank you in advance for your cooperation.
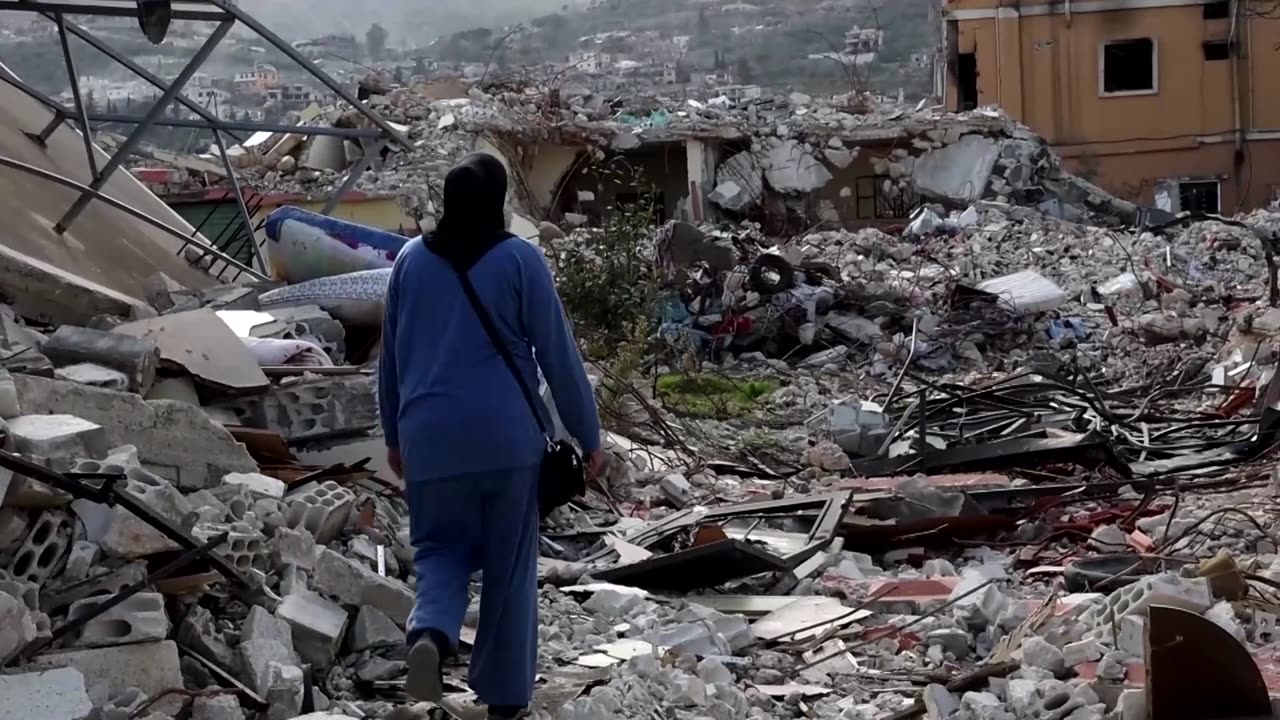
[366,23,389,60]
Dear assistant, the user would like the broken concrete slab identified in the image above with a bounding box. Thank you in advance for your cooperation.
[42,326,159,395]
[912,134,999,205]
[277,591,349,668]
[27,640,185,715]
[758,138,833,194]
[239,605,300,696]
[223,471,286,499]
[12,374,258,490]
[113,309,269,392]
[7,415,109,459]
[313,548,414,627]
[350,605,403,652]
[0,667,93,720]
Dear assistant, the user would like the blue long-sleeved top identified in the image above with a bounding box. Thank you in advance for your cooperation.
[378,234,601,481]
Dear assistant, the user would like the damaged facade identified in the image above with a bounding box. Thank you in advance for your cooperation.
[942,0,1280,213]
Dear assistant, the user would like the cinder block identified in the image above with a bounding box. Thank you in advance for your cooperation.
[193,522,269,575]
[0,667,93,720]
[276,592,349,668]
[215,375,377,442]
[7,509,73,583]
[7,415,109,459]
[77,466,191,560]
[285,481,354,544]
[313,548,413,627]
[42,326,159,395]
[66,592,170,648]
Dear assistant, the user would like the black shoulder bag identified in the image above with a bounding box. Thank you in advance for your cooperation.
[445,258,585,518]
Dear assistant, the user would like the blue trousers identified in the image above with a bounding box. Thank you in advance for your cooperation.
[404,464,540,708]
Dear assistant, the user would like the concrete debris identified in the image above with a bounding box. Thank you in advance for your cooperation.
[4,68,1280,720]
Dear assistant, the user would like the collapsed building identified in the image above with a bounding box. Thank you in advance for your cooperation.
[7,17,1280,720]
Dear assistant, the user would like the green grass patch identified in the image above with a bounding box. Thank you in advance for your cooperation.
[655,373,780,419]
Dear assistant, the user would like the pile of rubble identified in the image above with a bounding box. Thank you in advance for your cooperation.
[25,77,1280,720]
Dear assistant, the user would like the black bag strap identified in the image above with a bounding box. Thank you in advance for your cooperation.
[447,261,555,448]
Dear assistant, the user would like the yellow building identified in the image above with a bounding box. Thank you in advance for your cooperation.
[941,0,1280,213]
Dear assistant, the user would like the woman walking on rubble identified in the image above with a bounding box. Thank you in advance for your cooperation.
[377,152,604,720]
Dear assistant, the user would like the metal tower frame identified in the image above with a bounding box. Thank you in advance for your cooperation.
[0,0,414,280]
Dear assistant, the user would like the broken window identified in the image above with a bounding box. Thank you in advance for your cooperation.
[853,176,915,220]
[1179,180,1221,215]
[957,52,978,111]
[1203,40,1230,61]
[1203,1,1230,19]
[1101,38,1156,94]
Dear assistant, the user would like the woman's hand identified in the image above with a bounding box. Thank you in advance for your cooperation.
[387,446,404,478]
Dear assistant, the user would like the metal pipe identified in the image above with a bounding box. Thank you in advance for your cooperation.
[55,18,232,234]
[54,12,98,180]
[211,128,266,277]
[0,151,267,280]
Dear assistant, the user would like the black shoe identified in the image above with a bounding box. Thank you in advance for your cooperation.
[405,637,444,702]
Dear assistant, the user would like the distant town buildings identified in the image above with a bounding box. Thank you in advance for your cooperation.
[233,64,280,96]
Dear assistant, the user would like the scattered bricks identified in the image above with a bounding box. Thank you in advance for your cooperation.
[192,522,269,575]
[0,579,51,646]
[7,509,73,583]
[0,588,36,663]
[925,627,970,659]
[285,481,355,545]
[313,548,414,627]
[272,526,317,570]
[215,374,377,443]
[7,415,109,459]
[922,684,959,719]
[42,326,159,395]
[178,604,236,669]
[277,592,349,668]
[54,364,130,392]
[42,563,146,615]
[27,640,185,716]
[582,588,644,619]
[0,667,93,720]
[223,472,286,500]
[192,695,245,720]
[66,592,170,648]
[239,605,299,696]
[350,606,403,652]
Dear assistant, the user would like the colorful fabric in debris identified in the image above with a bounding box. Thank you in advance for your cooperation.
[259,267,392,327]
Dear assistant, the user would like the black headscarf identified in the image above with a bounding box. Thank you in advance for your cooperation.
[429,152,511,270]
